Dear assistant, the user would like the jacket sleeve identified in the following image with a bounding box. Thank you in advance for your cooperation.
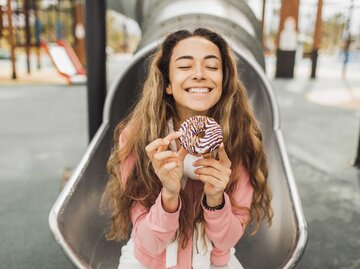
[130,191,182,255]
[201,164,254,251]
[118,131,182,255]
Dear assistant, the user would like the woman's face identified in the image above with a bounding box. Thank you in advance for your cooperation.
[166,36,223,122]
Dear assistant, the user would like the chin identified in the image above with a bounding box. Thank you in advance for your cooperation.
[188,109,209,115]
[187,104,214,112]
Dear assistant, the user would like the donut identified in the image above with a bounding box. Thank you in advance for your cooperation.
[178,115,223,155]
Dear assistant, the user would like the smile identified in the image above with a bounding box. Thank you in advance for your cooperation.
[186,87,213,93]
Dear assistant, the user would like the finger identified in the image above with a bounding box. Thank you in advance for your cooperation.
[202,152,211,159]
[165,130,182,141]
[160,161,179,173]
[195,167,230,181]
[217,143,231,167]
[154,151,179,161]
[194,158,232,176]
[146,138,170,155]
[195,174,226,189]
[158,131,182,151]
[193,158,223,171]
[177,147,188,161]
[166,157,181,164]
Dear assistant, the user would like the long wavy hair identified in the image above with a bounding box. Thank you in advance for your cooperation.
[101,27,273,248]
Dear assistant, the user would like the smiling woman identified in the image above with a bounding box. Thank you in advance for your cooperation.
[101,27,273,269]
[165,36,223,125]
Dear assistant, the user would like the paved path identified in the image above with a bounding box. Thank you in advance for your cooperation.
[271,78,360,269]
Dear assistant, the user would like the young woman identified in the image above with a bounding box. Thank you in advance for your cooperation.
[102,27,273,269]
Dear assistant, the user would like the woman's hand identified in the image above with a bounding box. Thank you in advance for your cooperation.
[145,131,187,197]
[193,144,232,206]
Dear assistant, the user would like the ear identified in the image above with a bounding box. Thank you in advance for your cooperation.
[165,85,173,95]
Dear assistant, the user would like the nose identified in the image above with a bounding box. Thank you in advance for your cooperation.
[192,64,205,80]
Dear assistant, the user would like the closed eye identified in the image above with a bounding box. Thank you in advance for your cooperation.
[206,66,218,70]
[178,66,191,69]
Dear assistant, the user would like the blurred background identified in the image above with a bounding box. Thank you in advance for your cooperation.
[0,0,359,268]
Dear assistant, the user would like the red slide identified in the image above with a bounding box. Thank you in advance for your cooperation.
[41,40,87,85]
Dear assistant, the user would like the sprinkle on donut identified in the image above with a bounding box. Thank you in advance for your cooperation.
[178,115,223,155]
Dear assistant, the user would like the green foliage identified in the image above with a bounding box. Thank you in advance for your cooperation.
[321,13,346,51]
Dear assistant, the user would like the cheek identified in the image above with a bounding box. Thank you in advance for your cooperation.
[215,73,223,97]
[216,88,223,100]
[215,72,223,88]
[171,72,188,89]
[210,69,222,83]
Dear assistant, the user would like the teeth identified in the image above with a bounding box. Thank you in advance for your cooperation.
[187,88,210,93]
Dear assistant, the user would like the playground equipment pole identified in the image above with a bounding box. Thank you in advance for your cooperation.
[74,0,86,66]
[310,0,323,79]
[33,0,41,69]
[6,0,16,79]
[85,0,106,141]
[24,0,31,74]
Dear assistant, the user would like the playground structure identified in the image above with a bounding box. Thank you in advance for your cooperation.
[49,0,308,268]
[0,0,86,84]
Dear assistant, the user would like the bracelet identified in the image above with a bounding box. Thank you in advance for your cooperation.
[202,195,225,211]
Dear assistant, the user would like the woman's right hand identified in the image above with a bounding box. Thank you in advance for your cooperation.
[145,131,187,197]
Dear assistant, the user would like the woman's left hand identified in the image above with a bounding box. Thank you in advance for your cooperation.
[193,143,232,205]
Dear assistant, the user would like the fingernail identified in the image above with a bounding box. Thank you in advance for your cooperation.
[176,131,182,135]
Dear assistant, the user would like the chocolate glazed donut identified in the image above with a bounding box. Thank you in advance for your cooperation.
[178,116,223,179]
[179,115,223,155]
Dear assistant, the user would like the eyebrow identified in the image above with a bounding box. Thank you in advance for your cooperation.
[175,55,220,61]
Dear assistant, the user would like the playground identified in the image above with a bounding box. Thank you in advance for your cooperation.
[0,0,86,84]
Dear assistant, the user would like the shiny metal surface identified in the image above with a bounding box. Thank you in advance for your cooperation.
[108,0,265,69]
[107,0,261,40]
[50,1,307,268]
[144,0,255,36]
[137,16,265,69]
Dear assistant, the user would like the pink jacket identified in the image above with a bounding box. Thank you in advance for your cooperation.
[119,132,254,269]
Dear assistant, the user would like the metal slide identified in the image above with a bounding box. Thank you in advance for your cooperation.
[49,0,307,268]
